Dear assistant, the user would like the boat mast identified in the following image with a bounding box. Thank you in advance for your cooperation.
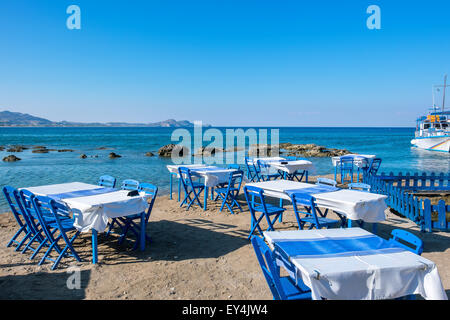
[443,74,447,112]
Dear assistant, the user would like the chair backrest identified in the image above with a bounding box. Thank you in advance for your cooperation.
[368,158,382,175]
[121,179,140,191]
[388,229,423,255]
[348,182,371,192]
[290,192,321,228]
[18,189,46,239]
[20,189,53,242]
[178,166,196,188]
[227,164,240,170]
[251,236,286,300]
[138,183,158,221]
[339,156,354,169]
[316,178,337,187]
[2,186,28,230]
[243,186,267,212]
[244,156,261,181]
[226,170,244,192]
[98,175,116,188]
[32,195,72,239]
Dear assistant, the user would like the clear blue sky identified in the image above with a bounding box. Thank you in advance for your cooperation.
[0,0,449,126]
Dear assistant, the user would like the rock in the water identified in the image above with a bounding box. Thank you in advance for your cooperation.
[158,144,189,157]
[32,148,49,153]
[248,144,280,157]
[58,149,74,152]
[279,143,351,158]
[145,152,155,157]
[109,152,121,159]
[80,154,87,159]
[6,146,26,152]
[193,146,224,157]
[3,155,21,162]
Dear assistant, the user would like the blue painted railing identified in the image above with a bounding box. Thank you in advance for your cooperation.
[363,172,449,233]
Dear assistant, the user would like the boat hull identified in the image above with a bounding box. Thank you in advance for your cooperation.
[411,136,450,152]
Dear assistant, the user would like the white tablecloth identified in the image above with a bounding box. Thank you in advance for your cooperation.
[22,182,150,232]
[265,160,316,175]
[331,154,376,168]
[264,228,448,300]
[246,180,387,222]
[167,164,236,187]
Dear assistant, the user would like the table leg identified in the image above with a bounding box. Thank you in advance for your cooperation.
[279,198,283,222]
[334,166,337,182]
[177,177,181,202]
[140,212,146,251]
[211,187,214,200]
[305,171,308,183]
[92,229,98,264]
[347,219,353,228]
[204,187,208,211]
[169,173,173,200]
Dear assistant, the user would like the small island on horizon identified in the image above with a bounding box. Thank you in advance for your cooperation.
[0,110,210,128]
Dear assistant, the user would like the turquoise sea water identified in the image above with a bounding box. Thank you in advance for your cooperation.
[1,127,449,211]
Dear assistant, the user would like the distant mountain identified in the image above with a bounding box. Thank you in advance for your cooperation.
[0,110,210,127]
[0,111,53,126]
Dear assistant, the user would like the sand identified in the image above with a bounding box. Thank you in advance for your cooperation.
[0,175,449,300]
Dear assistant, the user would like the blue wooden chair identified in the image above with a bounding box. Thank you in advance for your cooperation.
[227,164,241,170]
[348,182,371,192]
[316,178,338,187]
[121,179,140,191]
[245,157,261,182]
[105,179,139,236]
[116,183,158,250]
[98,175,116,188]
[257,160,281,181]
[213,170,244,214]
[338,157,354,184]
[179,167,205,210]
[243,186,286,239]
[2,186,34,251]
[31,195,82,270]
[346,183,378,232]
[388,229,423,255]
[389,229,423,300]
[251,236,311,300]
[290,192,340,230]
[18,189,63,259]
[367,158,382,176]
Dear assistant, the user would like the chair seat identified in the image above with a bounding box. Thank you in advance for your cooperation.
[190,182,205,188]
[48,219,76,231]
[279,277,312,300]
[214,187,239,194]
[301,216,340,227]
[254,204,286,214]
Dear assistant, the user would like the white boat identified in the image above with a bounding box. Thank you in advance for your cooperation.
[411,75,450,152]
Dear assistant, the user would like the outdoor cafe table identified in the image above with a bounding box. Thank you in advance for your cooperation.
[22,182,151,264]
[332,153,376,181]
[264,228,447,300]
[252,157,315,181]
[166,164,237,210]
[245,180,388,226]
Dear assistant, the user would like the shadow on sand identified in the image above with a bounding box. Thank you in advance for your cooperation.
[0,269,91,299]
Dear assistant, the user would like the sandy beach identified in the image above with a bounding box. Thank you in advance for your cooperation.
[0,175,449,300]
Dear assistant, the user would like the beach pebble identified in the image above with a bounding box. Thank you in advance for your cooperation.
[145,151,155,157]
[80,154,87,159]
